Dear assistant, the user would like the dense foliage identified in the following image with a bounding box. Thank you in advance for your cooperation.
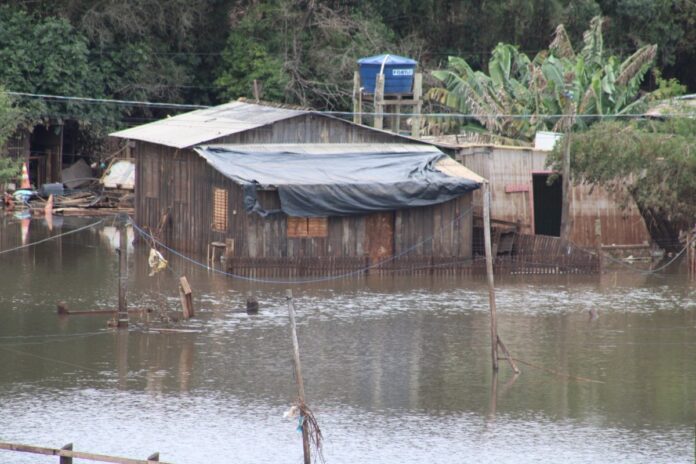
[0,1,694,139]
[0,89,20,184]
[427,17,660,139]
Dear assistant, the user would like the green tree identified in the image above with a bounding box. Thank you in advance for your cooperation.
[215,1,418,109]
[0,88,22,184]
[0,6,105,128]
[548,118,696,249]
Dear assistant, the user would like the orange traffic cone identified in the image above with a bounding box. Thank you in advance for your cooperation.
[19,162,31,189]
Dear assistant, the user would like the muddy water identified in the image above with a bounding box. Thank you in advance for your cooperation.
[0,216,694,463]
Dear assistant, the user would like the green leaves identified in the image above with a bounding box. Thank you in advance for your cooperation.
[547,118,696,229]
[427,15,659,140]
[0,6,98,127]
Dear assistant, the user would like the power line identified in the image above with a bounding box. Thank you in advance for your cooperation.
[8,91,696,121]
[0,219,105,256]
[6,91,207,110]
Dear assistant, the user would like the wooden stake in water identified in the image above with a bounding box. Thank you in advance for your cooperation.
[117,224,129,329]
[482,183,499,372]
[482,183,520,374]
[286,290,310,464]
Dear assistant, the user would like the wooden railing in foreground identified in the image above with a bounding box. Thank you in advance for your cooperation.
[0,441,168,464]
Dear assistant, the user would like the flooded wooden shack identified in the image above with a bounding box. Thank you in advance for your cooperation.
[111,101,489,275]
[444,142,651,248]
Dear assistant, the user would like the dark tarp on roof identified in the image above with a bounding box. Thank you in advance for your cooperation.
[194,144,482,217]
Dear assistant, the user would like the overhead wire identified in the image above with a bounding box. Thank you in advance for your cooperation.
[6,90,696,121]
[0,219,106,256]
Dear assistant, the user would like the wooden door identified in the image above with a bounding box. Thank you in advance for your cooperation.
[365,212,394,264]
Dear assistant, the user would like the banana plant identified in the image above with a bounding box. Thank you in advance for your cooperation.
[427,16,657,140]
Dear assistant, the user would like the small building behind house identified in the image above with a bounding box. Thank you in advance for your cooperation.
[111,100,484,274]
[432,137,651,248]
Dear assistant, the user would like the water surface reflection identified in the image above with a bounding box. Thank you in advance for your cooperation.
[0,216,693,463]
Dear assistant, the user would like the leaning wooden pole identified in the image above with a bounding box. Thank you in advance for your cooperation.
[286,290,311,464]
[482,183,520,374]
[482,183,499,372]
[117,223,129,329]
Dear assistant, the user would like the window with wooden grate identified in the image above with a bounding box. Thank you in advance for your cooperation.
[287,216,328,238]
[212,188,228,231]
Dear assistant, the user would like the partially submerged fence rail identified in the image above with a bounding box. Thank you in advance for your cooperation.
[224,232,598,277]
[0,441,167,464]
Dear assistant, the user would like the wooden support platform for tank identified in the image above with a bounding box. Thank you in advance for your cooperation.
[353,71,423,137]
[0,441,167,464]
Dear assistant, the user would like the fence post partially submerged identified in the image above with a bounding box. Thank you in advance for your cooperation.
[286,290,311,464]
[117,224,129,329]
[482,183,520,374]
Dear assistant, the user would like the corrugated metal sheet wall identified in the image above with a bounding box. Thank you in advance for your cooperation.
[456,145,650,246]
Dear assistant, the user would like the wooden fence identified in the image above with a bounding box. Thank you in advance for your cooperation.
[0,441,166,464]
[224,232,599,277]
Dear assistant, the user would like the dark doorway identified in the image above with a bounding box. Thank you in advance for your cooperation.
[532,173,562,237]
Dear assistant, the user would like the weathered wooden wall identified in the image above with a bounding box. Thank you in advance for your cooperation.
[456,145,651,247]
[135,115,472,261]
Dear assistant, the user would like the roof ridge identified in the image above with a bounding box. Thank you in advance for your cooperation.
[236,97,312,112]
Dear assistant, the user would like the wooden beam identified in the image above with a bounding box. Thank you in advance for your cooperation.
[352,71,362,125]
[0,442,168,464]
[374,74,385,130]
[411,73,422,138]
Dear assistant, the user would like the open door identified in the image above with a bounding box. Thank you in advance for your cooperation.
[532,173,562,237]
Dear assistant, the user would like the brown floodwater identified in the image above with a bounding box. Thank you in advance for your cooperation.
[0,215,694,463]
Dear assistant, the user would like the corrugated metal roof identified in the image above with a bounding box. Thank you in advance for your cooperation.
[110,101,306,149]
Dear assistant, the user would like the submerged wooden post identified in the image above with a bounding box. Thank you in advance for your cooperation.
[286,290,310,464]
[59,443,73,464]
[117,224,129,329]
[179,276,194,319]
[483,183,520,374]
[594,218,603,272]
[482,183,499,372]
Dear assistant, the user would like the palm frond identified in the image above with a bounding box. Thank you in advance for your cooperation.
[549,24,575,59]
[580,16,605,67]
[616,44,657,85]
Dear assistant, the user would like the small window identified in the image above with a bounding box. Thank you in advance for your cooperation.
[212,187,228,231]
[287,216,327,238]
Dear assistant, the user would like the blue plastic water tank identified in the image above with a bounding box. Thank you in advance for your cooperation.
[358,54,417,94]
